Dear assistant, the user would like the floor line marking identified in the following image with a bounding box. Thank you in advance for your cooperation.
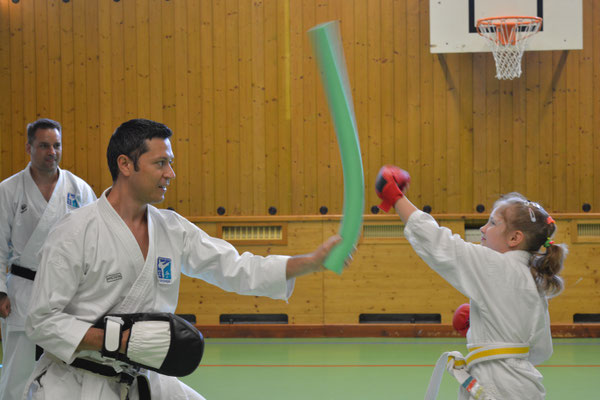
[199,364,600,368]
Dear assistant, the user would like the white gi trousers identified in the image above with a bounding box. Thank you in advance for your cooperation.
[25,355,205,400]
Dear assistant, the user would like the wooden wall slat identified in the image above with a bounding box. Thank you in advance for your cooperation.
[366,0,381,214]
[135,0,150,118]
[301,0,316,215]
[498,79,513,197]
[161,0,177,211]
[0,0,12,177]
[472,53,487,211]
[85,0,101,194]
[199,0,215,216]
[594,0,600,212]
[72,0,88,179]
[224,0,240,215]
[264,0,279,216]
[525,51,541,201]
[552,51,568,213]
[123,0,137,119]
[109,0,125,157]
[174,0,190,216]
[251,0,267,215]
[405,0,421,205]
[47,0,61,120]
[34,0,48,118]
[277,0,292,216]
[315,0,331,217]
[289,0,304,215]
[238,0,253,216]
[446,53,460,211]
[458,53,473,212]
[579,0,594,210]
[484,55,500,208]
[97,0,111,192]
[58,0,75,173]
[327,0,345,215]
[420,0,433,208]
[148,0,163,122]
[566,51,580,212]
[392,0,408,202]
[354,0,369,210]
[187,0,202,216]
[13,0,28,170]
[380,0,394,172]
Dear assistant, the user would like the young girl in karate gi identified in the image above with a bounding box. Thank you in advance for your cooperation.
[375,165,567,400]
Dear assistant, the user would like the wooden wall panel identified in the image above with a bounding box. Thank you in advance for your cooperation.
[178,217,600,326]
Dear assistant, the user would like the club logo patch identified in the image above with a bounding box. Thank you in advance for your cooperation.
[157,257,172,284]
[67,192,81,209]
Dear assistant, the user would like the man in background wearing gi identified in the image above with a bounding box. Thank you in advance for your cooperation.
[0,118,97,400]
[24,118,347,399]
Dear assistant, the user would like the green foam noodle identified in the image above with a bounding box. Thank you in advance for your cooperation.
[307,21,365,274]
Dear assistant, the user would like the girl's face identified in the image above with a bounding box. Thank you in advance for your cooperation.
[480,207,512,253]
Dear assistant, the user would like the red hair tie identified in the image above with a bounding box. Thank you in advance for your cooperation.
[546,216,555,225]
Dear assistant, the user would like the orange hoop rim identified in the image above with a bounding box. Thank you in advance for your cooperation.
[476,16,542,46]
[476,15,543,29]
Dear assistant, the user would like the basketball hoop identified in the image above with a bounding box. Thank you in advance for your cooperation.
[476,16,542,80]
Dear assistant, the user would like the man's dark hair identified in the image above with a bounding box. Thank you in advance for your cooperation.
[107,118,173,181]
[26,118,62,144]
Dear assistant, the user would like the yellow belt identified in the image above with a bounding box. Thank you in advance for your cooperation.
[425,343,530,400]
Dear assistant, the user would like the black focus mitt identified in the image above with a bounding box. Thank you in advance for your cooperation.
[96,312,204,377]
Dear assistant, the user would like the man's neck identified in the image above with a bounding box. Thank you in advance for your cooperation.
[29,165,59,202]
[106,183,148,224]
[29,165,59,186]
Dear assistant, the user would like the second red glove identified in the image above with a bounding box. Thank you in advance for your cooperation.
[375,165,411,212]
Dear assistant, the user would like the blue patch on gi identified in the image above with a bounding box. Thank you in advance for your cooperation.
[157,257,172,284]
[67,192,80,208]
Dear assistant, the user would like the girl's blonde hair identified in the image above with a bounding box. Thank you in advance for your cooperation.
[493,192,567,298]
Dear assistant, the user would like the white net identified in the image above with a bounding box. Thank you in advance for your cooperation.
[477,17,542,80]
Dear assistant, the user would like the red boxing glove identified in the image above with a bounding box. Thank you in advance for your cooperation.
[452,303,470,337]
[375,165,411,212]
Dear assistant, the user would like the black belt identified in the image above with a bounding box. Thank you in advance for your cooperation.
[70,358,151,399]
[10,264,36,281]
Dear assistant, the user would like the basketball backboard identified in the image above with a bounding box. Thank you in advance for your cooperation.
[430,0,583,53]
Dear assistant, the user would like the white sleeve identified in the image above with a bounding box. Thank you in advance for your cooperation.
[0,183,15,293]
[180,219,293,301]
[403,210,506,303]
[25,236,93,363]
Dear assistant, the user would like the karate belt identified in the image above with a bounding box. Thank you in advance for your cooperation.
[424,343,530,400]
[10,264,36,280]
[70,357,151,400]
[9,265,44,360]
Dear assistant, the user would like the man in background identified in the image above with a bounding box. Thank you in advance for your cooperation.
[0,118,97,400]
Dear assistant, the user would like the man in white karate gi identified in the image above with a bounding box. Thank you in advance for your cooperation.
[24,118,345,399]
[0,118,97,400]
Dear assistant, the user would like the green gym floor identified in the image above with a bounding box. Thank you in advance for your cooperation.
[180,338,600,399]
[2,338,599,399]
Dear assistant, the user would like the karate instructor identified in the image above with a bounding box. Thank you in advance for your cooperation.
[0,118,96,400]
[24,118,346,400]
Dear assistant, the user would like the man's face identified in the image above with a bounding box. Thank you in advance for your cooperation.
[129,138,176,205]
[26,128,62,173]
